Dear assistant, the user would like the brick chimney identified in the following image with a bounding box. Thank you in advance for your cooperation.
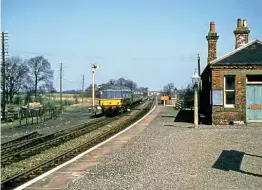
[233,18,250,49]
[206,22,219,64]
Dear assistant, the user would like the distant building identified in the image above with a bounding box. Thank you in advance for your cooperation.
[200,19,262,125]
[149,91,161,96]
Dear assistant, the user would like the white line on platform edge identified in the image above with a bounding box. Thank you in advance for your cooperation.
[14,105,157,190]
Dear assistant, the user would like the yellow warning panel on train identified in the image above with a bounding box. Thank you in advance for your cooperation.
[99,99,122,106]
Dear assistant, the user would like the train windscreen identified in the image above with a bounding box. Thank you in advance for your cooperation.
[100,90,123,99]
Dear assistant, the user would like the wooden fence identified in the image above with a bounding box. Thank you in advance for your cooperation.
[1,107,62,128]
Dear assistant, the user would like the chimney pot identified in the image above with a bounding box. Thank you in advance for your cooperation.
[234,18,250,49]
[237,18,242,27]
[243,19,247,27]
[210,22,215,32]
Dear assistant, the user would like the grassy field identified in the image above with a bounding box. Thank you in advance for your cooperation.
[2,93,99,129]
[6,93,99,108]
[46,93,98,104]
[1,103,100,143]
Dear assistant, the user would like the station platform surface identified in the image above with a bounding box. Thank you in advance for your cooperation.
[22,106,262,190]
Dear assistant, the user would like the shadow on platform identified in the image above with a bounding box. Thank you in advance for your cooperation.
[212,150,262,177]
[173,109,194,123]
[161,115,176,118]
[173,107,212,125]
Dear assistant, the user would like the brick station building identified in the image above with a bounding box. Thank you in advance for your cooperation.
[200,18,262,125]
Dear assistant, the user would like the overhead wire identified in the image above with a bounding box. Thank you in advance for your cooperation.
[63,78,82,84]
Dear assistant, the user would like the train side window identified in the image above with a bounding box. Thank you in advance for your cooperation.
[108,91,113,98]
[100,91,106,99]
[114,91,118,98]
[116,91,121,98]
[104,91,109,99]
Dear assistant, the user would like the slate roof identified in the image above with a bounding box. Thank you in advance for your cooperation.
[210,39,262,66]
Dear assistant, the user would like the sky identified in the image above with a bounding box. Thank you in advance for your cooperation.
[2,0,262,91]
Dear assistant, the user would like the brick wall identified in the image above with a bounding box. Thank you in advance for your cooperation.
[211,66,262,125]
[207,38,218,63]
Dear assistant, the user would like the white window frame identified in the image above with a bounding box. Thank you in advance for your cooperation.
[246,75,262,84]
[224,76,235,108]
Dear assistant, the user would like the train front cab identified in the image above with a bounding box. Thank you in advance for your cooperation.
[99,89,132,116]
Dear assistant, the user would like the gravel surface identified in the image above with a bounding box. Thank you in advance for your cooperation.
[67,106,262,190]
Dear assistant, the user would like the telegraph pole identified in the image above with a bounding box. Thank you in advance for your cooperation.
[197,54,201,77]
[197,54,201,111]
[60,63,63,113]
[82,75,84,103]
[1,32,8,119]
[92,64,95,108]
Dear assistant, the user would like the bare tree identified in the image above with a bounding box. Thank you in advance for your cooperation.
[115,78,137,90]
[163,83,175,96]
[45,82,56,93]
[116,78,126,86]
[5,56,30,102]
[125,79,137,91]
[39,82,55,94]
[27,56,54,98]
[108,79,116,85]
[181,83,194,108]
[92,78,140,94]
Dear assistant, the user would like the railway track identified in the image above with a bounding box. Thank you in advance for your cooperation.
[1,131,41,149]
[1,117,106,159]
[1,117,115,166]
[1,97,155,190]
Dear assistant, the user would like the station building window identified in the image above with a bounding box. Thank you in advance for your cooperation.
[224,76,235,108]
[246,75,262,83]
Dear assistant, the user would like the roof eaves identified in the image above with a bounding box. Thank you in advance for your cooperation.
[210,39,260,65]
[214,62,262,66]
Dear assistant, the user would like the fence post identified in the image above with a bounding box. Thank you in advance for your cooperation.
[40,109,43,123]
[31,110,33,124]
[54,108,56,119]
[19,109,22,126]
[37,110,39,124]
[26,108,28,126]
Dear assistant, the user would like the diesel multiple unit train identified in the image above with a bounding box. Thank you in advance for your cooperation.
[97,85,147,116]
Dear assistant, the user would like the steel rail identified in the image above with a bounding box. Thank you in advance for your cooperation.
[1,99,154,189]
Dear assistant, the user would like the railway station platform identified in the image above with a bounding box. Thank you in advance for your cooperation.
[18,106,262,190]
